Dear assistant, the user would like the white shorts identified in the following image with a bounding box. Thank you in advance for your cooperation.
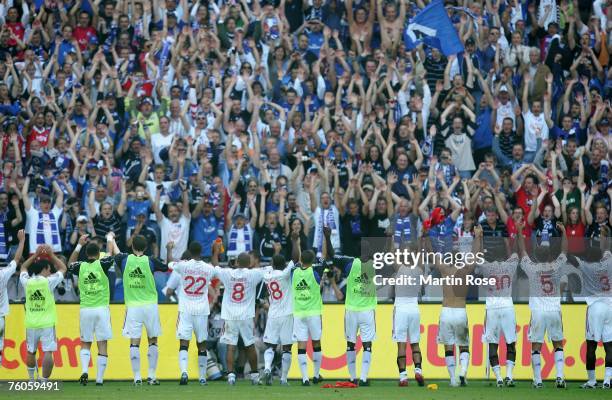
[528,309,564,343]
[122,304,162,339]
[80,307,113,342]
[345,309,376,343]
[392,307,421,343]
[293,315,322,342]
[437,307,469,346]
[26,327,57,352]
[220,319,255,346]
[0,316,4,350]
[586,301,612,342]
[263,315,294,345]
[484,307,517,344]
[177,312,209,342]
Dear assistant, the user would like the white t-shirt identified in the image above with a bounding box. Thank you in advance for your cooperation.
[521,254,566,312]
[19,271,64,293]
[215,267,263,321]
[262,262,293,318]
[150,132,175,164]
[0,261,17,317]
[25,205,63,254]
[523,110,549,152]
[577,251,612,307]
[145,180,173,212]
[477,253,519,309]
[160,215,191,261]
[495,100,516,128]
[169,260,217,315]
[394,265,423,311]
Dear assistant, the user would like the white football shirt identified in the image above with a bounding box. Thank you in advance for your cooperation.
[169,260,217,315]
[0,261,17,317]
[393,265,423,310]
[521,254,566,312]
[577,251,612,307]
[262,261,293,318]
[216,267,264,321]
[478,254,518,309]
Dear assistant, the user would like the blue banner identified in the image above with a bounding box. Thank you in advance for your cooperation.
[404,0,464,55]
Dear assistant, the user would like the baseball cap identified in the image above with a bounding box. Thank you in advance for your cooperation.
[233,212,247,220]
[465,37,475,46]
[77,215,88,223]
[140,96,154,106]
[499,85,509,92]
[363,184,374,192]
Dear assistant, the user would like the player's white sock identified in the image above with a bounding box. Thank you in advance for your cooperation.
[250,371,259,383]
[492,365,501,381]
[27,366,36,381]
[445,353,456,383]
[312,350,322,378]
[554,348,564,379]
[298,352,308,382]
[346,349,357,380]
[587,369,596,383]
[264,347,275,371]
[506,360,514,380]
[97,355,108,383]
[147,344,158,379]
[531,352,542,383]
[130,346,141,381]
[399,370,408,381]
[360,350,372,382]
[459,352,469,377]
[198,351,207,380]
[179,349,188,375]
[80,349,91,374]
[604,367,612,384]
[281,351,291,382]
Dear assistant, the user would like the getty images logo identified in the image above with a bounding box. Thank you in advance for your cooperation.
[129,267,145,279]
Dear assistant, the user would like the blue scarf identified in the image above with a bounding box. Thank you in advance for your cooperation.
[0,211,7,259]
[228,225,251,253]
[394,216,412,247]
[36,211,61,248]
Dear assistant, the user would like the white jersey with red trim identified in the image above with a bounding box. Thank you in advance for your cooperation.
[169,260,217,315]
[262,261,294,318]
[216,267,264,321]
[521,254,567,312]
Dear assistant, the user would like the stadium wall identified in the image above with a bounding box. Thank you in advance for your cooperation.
[1,304,605,380]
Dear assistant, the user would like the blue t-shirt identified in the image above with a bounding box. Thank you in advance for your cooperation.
[126,200,151,228]
[191,214,221,257]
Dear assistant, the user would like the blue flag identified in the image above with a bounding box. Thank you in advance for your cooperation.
[404,0,464,56]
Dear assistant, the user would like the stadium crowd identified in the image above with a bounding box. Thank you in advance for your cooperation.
[0,0,611,388]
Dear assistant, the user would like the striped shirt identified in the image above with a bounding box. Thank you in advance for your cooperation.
[215,267,264,321]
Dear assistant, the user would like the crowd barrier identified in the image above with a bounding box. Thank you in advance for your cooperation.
[0,303,605,380]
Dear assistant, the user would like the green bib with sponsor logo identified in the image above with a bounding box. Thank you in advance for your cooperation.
[346,259,377,311]
[292,267,322,317]
[25,276,57,329]
[78,260,110,308]
[123,254,157,306]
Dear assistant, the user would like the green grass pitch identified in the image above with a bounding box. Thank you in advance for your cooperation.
[2,380,611,400]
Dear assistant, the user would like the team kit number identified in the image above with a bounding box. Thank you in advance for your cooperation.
[267,281,283,300]
[183,276,207,296]
[231,283,245,301]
